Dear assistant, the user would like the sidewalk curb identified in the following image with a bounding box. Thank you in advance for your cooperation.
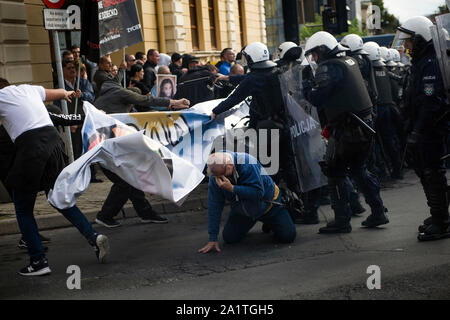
[0,197,207,236]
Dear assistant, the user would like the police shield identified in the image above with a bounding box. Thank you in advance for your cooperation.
[279,69,328,192]
[430,13,450,102]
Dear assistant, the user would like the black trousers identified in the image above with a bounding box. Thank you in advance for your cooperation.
[98,169,154,219]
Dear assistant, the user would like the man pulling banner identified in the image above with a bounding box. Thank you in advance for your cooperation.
[48,103,205,209]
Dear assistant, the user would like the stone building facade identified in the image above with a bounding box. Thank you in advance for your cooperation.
[0,0,267,87]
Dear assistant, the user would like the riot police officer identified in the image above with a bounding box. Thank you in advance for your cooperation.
[303,31,388,233]
[211,42,303,216]
[363,42,403,180]
[275,42,303,71]
[341,34,378,106]
[396,16,450,241]
[386,48,407,150]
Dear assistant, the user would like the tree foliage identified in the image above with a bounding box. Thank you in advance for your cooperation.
[372,0,400,34]
[299,14,367,41]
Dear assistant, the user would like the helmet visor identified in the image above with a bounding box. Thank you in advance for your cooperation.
[240,52,248,67]
[392,30,410,49]
[305,53,318,76]
[394,26,416,47]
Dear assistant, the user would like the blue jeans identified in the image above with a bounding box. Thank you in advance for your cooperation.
[222,194,296,244]
[12,189,98,263]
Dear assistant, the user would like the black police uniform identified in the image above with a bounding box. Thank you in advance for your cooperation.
[343,52,379,215]
[403,43,449,240]
[387,65,407,149]
[348,52,379,105]
[373,62,404,178]
[304,55,388,232]
[212,67,301,196]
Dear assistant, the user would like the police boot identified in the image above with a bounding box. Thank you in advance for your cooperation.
[295,208,319,225]
[296,189,320,224]
[417,169,450,241]
[318,220,352,234]
[361,206,389,228]
[262,223,272,234]
[418,216,432,233]
[349,191,366,216]
[418,222,450,241]
[321,180,352,233]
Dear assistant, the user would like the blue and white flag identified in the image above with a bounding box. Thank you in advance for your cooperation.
[48,103,205,209]
[110,98,249,171]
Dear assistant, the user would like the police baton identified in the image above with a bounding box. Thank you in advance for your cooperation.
[178,76,213,86]
[349,113,376,135]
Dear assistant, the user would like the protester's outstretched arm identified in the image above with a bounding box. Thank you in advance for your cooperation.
[44,89,76,103]
[198,177,225,253]
[169,98,190,110]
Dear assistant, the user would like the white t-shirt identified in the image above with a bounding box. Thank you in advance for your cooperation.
[0,84,53,142]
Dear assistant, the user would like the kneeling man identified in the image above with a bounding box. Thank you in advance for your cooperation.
[198,152,296,253]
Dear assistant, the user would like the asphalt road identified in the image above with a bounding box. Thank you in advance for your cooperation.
[1,170,450,300]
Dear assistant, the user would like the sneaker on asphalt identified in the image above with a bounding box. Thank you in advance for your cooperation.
[18,258,51,276]
[18,238,27,249]
[140,212,169,224]
[418,223,450,241]
[318,221,352,234]
[361,213,389,228]
[94,234,110,263]
[95,216,121,228]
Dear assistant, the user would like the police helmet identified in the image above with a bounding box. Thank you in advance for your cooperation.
[362,42,386,67]
[397,16,433,43]
[242,42,277,70]
[340,34,368,55]
[276,41,303,62]
[304,31,349,63]
[389,48,404,67]
[380,46,396,66]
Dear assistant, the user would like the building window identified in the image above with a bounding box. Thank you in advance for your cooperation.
[189,0,200,51]
[208,0,218,50]
[238,0,246,46]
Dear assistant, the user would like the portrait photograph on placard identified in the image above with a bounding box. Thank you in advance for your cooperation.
[156,75,177,99]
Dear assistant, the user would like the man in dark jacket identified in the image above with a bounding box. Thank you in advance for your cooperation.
[175,56,216,106]
[93,55,124,97]
[143,49,159,89]
[169,53,187,84]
